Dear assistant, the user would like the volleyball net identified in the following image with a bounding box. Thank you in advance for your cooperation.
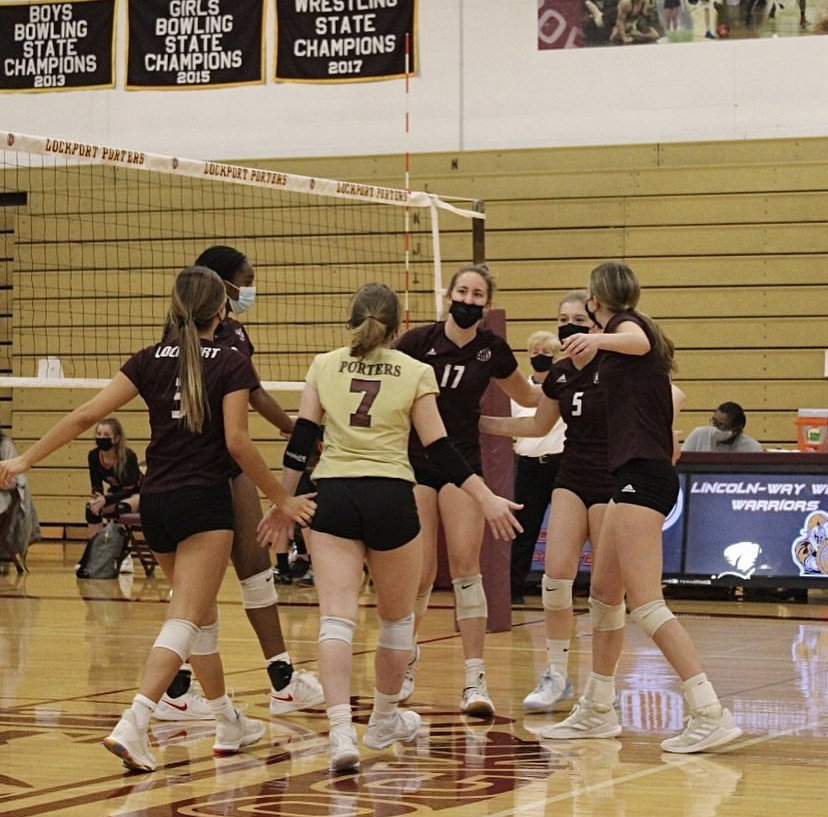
[0,130,484,389]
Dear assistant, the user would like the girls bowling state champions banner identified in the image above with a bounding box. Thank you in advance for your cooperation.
[275,0,417,82]
[126,0,264,89]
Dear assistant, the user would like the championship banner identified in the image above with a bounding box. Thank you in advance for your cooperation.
[275,0,416,83]
[0,0,115,92]
[126,0,264,89]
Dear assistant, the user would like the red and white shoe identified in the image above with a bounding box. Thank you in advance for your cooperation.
[269,670,324,715]
[153,686,213,721]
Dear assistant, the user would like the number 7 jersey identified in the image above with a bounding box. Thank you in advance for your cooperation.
[306,345,439,482]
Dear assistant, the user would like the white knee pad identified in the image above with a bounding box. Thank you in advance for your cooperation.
[542,576,574,611]
[190,619,220,656]
[453,574,487,621]
[589,597,626,631]
[413,587,432,618]
[153,618,199,661]
[319,616,356,645]
[377,613,414,652]
[630,599,675,638]
[240,568,278,610]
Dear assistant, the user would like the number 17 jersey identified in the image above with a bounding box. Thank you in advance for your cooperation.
[307,345,439,482]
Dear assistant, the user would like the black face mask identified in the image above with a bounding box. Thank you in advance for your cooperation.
[529,354,554,373]
[558,323,591,343]
[449,300,484,329]
[95,437,114,452]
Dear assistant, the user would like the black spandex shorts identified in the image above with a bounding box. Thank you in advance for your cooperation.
[553,481,613,509]
[311,477,420,551]
[611,459,679,516]
[140,482,234,554]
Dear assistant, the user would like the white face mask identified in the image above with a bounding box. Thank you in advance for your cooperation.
[711,428,735,443]
[229,286,256,314]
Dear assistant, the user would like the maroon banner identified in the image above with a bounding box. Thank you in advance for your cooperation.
[538,0,584,49]
[539,0,825,48]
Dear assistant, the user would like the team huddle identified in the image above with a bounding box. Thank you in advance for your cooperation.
[0,250,743,774]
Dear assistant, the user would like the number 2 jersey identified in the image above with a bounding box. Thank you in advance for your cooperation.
[395,321,518,473]
[306,345,439,482]
[120,339,259,493]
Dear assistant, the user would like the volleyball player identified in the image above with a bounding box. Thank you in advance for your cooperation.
[546,260,742,753]
[258,283,523,772]
[481,291,615,713]
[156,246,324,721]
[394,264,539,716]
[0,266,317,772]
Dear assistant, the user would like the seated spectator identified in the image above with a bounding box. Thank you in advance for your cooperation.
[86,418,142,573]
[0,428,40,574]
[86,417,142,534]
[682,402,763,453]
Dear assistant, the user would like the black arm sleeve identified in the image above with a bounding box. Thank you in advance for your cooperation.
[283,417,322,472]
[424,437,475,487]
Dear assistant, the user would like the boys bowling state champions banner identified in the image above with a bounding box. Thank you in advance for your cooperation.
[127,0,264,89]
[276,0,416,82]
[0,0,115,91]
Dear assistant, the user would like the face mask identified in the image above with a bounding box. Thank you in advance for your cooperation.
[529,354,554,373]
[96,437,114,452]
[228,286,256,314]
[558,323,591,343]
[711,428,735,443]
[449,300,484,329]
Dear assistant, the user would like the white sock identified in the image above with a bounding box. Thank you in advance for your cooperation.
[130,694,155,730]
[545,638,570,678]
[372,688,398,720]
[682,673,722,717]
[327,703,352,730]
[207,694,236,720]
[583,672,616,708]
[464,658,485,688]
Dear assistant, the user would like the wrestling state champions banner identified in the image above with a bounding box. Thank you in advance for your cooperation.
[275,0,416,83]
[126,0,264,89]
[0,0,115,92]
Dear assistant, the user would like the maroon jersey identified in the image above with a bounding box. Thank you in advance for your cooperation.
[543,356,614,495]
[598,311,674,472]
[120,340,259,493]
[215,316,255,359]
[395,321,518,469]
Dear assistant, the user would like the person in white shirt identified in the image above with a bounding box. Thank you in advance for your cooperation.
[509,330,566,604]
[682,402,763,453]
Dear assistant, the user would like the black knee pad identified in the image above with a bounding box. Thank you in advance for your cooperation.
[85,504,102,525]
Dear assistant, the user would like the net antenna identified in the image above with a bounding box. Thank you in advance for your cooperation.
[0,130,484,391]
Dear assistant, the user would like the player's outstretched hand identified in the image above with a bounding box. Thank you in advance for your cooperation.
[0,456,27,489]
[256,492,317,545]
[481,495,524,541]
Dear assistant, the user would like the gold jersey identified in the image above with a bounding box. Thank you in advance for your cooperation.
[307,345,439,482]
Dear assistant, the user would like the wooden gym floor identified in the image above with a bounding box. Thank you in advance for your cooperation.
[1,544,827,817]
